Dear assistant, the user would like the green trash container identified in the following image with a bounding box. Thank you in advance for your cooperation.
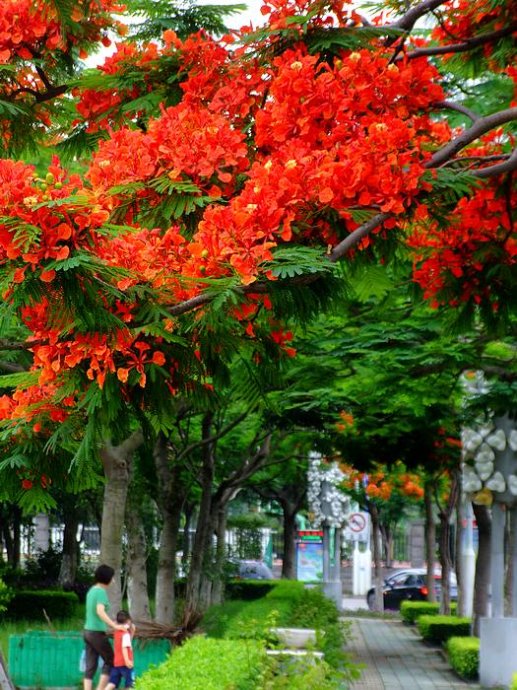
[9,631,170,689]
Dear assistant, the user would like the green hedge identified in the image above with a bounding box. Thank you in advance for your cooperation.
[226,581,277,600]
[5,590,79,620]
[136,635,265,690]
[445,637,479,680]
[417,615,471,644]
[400,601,457,625]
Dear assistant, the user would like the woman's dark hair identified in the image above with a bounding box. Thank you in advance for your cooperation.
[94,564,115,584]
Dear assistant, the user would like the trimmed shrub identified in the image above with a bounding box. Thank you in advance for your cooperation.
[6,590,79,620]
[445,636,479,680]
[511,671,517,689]
[136,635,264,690]
[417,615,471,644]
[400,601,457,625]
[226,581,277,600]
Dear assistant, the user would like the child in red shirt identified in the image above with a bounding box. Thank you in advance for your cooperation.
[106,611,135,689]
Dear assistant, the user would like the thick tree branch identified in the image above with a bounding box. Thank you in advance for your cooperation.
[390,0,449,31]
[433,100,480,123]
[0,361,26,373]
[427,108,517,167]
[471,148,517,179]
[406,22,517,59]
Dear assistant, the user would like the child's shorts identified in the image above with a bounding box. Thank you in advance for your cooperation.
[108,665,134,688]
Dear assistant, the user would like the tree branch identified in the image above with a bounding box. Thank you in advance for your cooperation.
[427,108,517,168]
[328,213,391,263]
[433,100,480,123]
[406,22,517,59]
[0,360,26,373]
[471,148,517,179]
[390,0,449,31]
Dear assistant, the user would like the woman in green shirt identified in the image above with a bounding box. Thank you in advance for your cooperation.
[83,564,125,690]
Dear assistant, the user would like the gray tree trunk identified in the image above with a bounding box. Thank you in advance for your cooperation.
[100,431,144,611]
[370,504,384,612]
[472,503,491,636]
[280,501,298,579]
[211,504,228,605]
[437,470,460,615]
[126,488,151,622]
[185,414,215,614]
[154,433,184,625]
[424,480,436,602]
[59,501,79,586]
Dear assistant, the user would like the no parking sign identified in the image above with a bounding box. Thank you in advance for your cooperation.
[344,512,370,541]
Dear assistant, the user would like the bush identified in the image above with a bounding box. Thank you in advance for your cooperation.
[445,636,479,680]
[0,577,13,614]
[6,590,79,621]
[511,671,517,689]
[136,635,265,690]
[417,615,471,644]
[226,581,277,600]
[261,653,346,690]
[400,601,457,625]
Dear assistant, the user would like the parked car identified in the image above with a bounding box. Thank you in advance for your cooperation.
[366,568,457,610]
[235,559,274,580]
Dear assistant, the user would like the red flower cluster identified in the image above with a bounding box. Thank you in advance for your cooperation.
[409,185,516,307]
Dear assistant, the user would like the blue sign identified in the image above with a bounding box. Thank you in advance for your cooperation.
[296,540,323,581]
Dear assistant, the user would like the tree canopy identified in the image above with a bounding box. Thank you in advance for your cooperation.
[0,0,515,507]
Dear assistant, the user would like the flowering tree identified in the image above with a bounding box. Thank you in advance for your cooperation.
[0,0,514,621]
[0,0,514,486]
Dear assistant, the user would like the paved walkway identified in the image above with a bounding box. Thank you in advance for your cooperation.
[345,618,481,689]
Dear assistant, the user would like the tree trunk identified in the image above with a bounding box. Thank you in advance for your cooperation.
[100,431,144,611]
[472,502,491,636]
[279,500,298,579]
[210,502,228,605]
[58,501,79,586]
[380,524,393,569]
[126,485,151,622]
[437,470,460,615]
[424,480,436,602]
[370,504,384,612]
[182,503,194,568]
[185,414,215,614]
[154,433,184,625]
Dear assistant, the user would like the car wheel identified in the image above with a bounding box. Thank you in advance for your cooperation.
[367,592,375,610]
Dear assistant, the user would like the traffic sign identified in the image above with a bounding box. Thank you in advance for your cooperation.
[344,512,369,541]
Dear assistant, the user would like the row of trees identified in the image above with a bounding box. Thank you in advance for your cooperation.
[0,0,514,639]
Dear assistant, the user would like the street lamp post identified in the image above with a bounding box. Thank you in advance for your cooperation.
[462,414,517,687]
[308,453,349,611]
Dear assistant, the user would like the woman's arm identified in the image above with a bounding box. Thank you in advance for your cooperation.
[96,603,124,630]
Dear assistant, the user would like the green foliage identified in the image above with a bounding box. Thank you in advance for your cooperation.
[400,601,457,625]
[0,577,13,614]
[445,636,479,680]
[124,0,247,41]
[417,615,472,644]
[259,653,347,690]
[136,635,265,690]
[226,582,277,601]
[5,590,79,621]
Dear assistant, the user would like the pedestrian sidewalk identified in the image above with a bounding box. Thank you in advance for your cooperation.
[345,617,481,690]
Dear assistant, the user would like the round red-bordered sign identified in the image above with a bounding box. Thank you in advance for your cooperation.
[349,513,367,532]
